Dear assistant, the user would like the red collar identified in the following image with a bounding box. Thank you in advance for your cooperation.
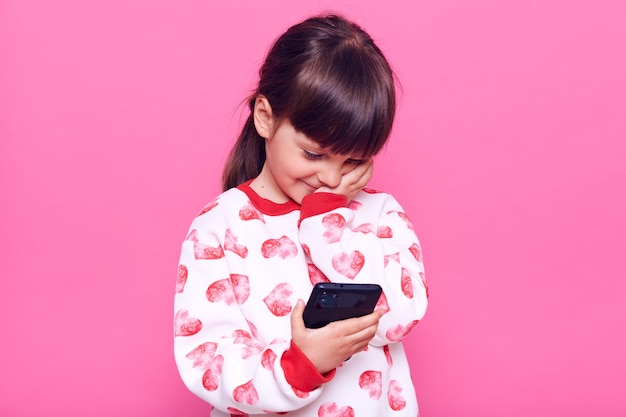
[237,180,300,216]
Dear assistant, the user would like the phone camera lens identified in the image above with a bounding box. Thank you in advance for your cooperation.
[318,293,338,306]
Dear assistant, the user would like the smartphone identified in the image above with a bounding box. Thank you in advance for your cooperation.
[303,283,382,329]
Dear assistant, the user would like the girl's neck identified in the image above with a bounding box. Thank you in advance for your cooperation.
[249,164,290,204]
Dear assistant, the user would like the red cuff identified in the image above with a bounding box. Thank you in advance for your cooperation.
[281,341,336,392]
[299,193,348,225]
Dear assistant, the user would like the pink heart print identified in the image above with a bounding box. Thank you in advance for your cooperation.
[352,223,376,234]
[376,225,393,238]
[232,329,263,359]
[245,318,259,338]
[185,229,200,241]
[194,242,224,260]
[375,291,390,315]
[331,250,365,279]
[385,320,419,341]
[226,406,247,415]
[261,348,277,371]
[347,200,362,210]
[359,370,382,399]
[263,282,293,316]
[176,264,188,293]
[261,235,298,259]
[409,242,423,262]
[186,341,218,369]
[383,344,393,366]
[352,223,393,239]
[384,252,400,267]
[322,213,346,243]
[197,200,218,216]
[205,274,251,305]
[400,267,414,298]
[301,243,311,259]
[233,380,260,405]
[318,402,354,417]
[174,309,202,336]
[187,229,225,260]
[387,379,407,411]
[202,355,224,391]
[224,228,248,258]
[239,204,265,223]
[395,211,414,231]
[307,263,330,285]
[232,274,251,303]
[231,329,253,339]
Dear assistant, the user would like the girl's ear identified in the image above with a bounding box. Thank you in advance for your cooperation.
[253,95,274,139]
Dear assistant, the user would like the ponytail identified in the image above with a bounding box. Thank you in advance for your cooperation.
[221,109,266,191]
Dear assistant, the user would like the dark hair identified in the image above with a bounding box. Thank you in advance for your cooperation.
[222,14,397,191]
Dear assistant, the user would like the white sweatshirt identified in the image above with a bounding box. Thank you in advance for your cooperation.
[174,181,428,416]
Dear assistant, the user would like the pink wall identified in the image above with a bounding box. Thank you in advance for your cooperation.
[1,1,625,416]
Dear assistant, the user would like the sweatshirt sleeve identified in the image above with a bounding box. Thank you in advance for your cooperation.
[174,204,327,414]
[298,190,429,346]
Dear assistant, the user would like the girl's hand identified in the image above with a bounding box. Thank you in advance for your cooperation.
[289,299,383,374]
[316,159,373,202]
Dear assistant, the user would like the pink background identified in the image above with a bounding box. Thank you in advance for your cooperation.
[1,1,625,416]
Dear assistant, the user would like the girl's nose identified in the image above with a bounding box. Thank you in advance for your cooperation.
[317,165,342,188]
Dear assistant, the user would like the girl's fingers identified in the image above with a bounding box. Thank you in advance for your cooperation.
[349,160,373,183]
[327,310,381,340]
[291,299,305,323]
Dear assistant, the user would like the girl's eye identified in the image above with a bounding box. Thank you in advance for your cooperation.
[303,150,322,160]
[346,158,365,165]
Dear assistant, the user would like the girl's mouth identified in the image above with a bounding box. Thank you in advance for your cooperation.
[301,180,317,192]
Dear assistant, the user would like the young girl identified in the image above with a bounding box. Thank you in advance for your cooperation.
[174,14,428,417]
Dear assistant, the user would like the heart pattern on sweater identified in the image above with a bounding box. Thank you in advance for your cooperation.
[261,236,297,259]
[263,283,293,316]
[359,370,382,399]
[331,251,364,279]
[176,264,188,293]
[233,380,259,405]
[387,380,406,411]
[318,402,354,417]
[174,309,202,336]
[239,204,265,223]
[322,213,346,243]
[224,228,248,258]
[386,320,419,342]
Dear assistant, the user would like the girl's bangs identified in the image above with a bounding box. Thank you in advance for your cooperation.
[286,50,395,158]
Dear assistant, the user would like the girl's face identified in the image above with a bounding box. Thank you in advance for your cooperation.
[256,120,368,204]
